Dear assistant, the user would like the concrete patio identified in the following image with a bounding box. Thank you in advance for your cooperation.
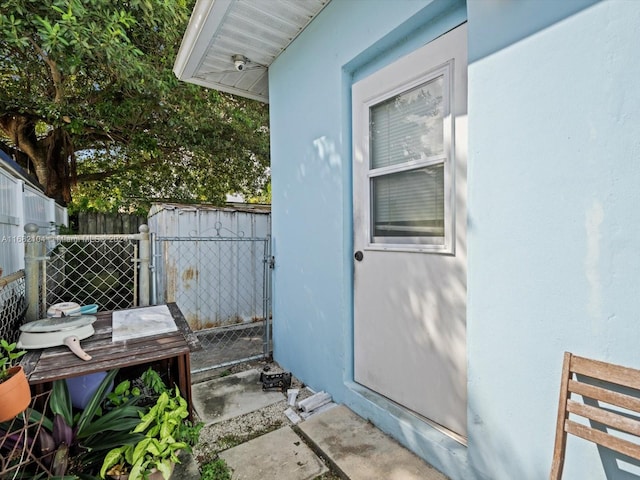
[174,367,450,480]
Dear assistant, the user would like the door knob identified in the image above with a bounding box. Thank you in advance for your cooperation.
[354,251,364,262]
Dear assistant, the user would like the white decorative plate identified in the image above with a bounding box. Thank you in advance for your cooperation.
[20,315,97,333]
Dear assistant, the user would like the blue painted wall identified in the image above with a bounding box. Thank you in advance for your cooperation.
[269,0,464,399]
[468,1,640,478]
[269,0,640,478]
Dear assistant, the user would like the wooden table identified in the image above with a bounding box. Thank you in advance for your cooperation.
[22,303,201,417]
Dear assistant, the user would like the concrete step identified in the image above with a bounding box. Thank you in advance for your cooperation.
[218,426,328,480]
[297,405,450,480]
[191,369,283,425]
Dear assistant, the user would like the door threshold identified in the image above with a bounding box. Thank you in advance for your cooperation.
[350,380,468,447]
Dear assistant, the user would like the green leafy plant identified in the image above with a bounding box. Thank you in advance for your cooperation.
[200,457,232,480]
[175,420,203,447]
[99,386,194,479]
[35,369,145,476]
[106,367,168,410]
[106,379,142,407]
[140,367,168,396]
[0,339,26,383]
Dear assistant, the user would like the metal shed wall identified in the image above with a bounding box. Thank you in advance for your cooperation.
[148,203,270,238]
[148,203,271,330]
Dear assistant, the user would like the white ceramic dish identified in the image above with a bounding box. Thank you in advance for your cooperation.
[17,315,97,360]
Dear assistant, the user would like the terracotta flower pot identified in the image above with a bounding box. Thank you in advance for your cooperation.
[0,366,31,422]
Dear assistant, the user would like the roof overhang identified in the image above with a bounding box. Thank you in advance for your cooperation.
[174,0,330,103]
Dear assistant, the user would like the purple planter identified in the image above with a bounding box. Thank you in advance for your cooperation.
[66,372,113,409]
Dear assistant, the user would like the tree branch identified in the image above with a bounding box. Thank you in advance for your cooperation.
[28,37,63,103]
[0,114,42,162]
[76,158,158,182]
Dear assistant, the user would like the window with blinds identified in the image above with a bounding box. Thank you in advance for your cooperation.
[368,68,451,247]
[372,164,444,237]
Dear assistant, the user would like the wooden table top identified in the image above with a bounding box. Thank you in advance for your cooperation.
[23,303,201,385]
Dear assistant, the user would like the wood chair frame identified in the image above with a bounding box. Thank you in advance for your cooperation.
[550,352,640,479]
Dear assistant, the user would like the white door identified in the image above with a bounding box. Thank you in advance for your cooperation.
[352,24,467,438]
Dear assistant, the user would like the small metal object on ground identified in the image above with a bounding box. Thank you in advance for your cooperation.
[260,369,292,392]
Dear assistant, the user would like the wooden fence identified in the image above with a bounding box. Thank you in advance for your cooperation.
[77,212,147,234]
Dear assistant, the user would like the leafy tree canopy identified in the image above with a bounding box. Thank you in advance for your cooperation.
[0,0,270,212]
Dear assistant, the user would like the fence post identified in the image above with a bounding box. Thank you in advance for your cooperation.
[138,224,150,306]
[24,223,41,322]
[149,232,157,305]
[14,179,25,273]
[46,197,56,227]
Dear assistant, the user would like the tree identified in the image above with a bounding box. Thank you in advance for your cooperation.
[0,0,269,208]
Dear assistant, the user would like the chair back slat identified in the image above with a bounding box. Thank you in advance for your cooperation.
[567,400,640,437]
[568,380,640,414]
[571,355,640,390]
[565,420,640,461]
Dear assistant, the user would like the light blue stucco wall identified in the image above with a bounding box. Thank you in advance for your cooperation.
[269,0,640,478]
[270,0,465,397]
[467,1,640,479]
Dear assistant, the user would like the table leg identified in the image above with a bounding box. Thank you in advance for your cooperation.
[177,353,194,421]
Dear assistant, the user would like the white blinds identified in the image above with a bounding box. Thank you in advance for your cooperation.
[369,74,446,240]
[372,165,444,237]
[370,75,444,169]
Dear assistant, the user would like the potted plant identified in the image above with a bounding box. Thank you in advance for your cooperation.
[100,382,199,480]
[0,338,29,422]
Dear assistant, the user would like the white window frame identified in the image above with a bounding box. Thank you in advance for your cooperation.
[354,59,456,254]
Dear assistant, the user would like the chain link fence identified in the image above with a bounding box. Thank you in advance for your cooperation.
[24,225,150,320]
[45,237,138,313]
[154,235,272,372]
[0,271,27,344]
[2,221,270,374]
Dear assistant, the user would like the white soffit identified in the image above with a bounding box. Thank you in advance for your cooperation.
[174,0,330,103]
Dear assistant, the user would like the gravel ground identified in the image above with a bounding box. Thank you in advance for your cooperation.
[191,360,342,480]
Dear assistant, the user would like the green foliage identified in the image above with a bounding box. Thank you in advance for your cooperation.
[0,0,270,208]
[106,378,141,407]
[247,180,272,205]
[0,339,26,383]
[39,369,145,476]
[200,457,232,480]
[140,367,167,396]
[106,367,168,409]
[217,434,243,451]
[6,367,200,478]
[99,386,194,480]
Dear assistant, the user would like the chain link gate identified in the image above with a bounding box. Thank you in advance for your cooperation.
[44,237,138,311]
[23,224,150,321]
[152,234,272,372]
